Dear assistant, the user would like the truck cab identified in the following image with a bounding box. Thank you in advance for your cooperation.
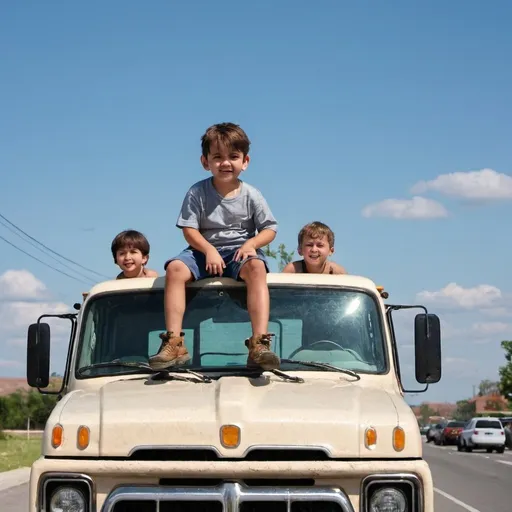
[26,272,441,511]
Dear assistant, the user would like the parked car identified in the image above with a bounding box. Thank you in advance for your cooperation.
[435,420,466,445]
[426,423,445,443]
[458,417,506,453]
[420,424,431,436]
[499,417,512,449]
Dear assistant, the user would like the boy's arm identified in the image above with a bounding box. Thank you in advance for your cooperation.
[235,188,278,262]
[234,228,276,262]
[330,262,347,274]
[177,186,226,274]
[183,227,215,254]
[282,261,297,273]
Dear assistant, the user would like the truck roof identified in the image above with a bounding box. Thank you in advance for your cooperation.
[85,273,382,298]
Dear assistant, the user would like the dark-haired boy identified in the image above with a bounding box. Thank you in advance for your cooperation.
[111,230,158,279]
[149,122,279,371]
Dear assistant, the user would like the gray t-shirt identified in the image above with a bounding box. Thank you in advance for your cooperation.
[176,178,278,250]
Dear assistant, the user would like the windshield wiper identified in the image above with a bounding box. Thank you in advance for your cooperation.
[202,366,303,383]
[280,359,361,381]
[77,361,155,376]
[153,367,212,383]
[77,361,212,383]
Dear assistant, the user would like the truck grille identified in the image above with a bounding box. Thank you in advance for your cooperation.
[103,482,354,512]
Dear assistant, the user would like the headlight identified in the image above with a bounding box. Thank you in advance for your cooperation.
[370,487,407,512]
[50,486,86,512]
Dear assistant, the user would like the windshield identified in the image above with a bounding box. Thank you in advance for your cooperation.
[76,286,387,378]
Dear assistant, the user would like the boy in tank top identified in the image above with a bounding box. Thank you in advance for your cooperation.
[282,221,347,275]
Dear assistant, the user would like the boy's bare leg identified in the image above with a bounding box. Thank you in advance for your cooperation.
[240,259,280,370]
[165,260,193,333]
[149,261,193,369]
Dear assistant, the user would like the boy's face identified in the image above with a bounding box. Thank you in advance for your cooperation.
[200,141,249,185]
[298,235,334,267]
[115,246,148,277]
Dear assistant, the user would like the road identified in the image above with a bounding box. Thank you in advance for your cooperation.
[424,439,511,511]
[2,440,511,511]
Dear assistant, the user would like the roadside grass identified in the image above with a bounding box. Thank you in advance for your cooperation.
[0,433,42,472]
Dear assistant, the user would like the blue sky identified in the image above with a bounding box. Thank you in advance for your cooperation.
[1,1,511,404]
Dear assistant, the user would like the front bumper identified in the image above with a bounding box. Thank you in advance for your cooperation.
[29,458,434,511]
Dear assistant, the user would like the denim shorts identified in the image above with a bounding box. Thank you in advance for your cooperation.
[164,247,269,281]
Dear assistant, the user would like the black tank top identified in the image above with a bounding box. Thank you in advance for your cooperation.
[116,268,148,279]
[300,260,333,274]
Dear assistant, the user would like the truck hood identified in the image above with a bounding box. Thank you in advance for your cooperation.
[45,375,418,459]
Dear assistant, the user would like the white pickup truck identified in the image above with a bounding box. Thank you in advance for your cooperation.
[26,272,442,512]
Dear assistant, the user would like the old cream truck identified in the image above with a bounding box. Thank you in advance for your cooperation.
[26,273,441,512]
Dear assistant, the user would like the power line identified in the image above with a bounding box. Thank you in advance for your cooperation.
[0,212,109,279]
[0,216,100,283]
[0,234,95,286]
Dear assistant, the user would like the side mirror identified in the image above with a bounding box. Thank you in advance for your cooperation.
[414,313,441,384]
[26,322,51,388]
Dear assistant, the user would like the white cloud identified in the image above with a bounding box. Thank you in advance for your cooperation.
[0,270,71,376]
[0,359,23,368]
[482,307,512,318]
[472,322,511,336]
[361,196,448,219]
[411,168,512,200]
[416,282,502,309]
[444,357,472,366]
[0,301,69,332]
[0,269,48,301]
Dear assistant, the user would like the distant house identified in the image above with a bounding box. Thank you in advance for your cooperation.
[469,393,512,415]
[411,402,457,423]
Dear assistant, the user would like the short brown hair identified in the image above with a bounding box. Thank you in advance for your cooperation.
[201,122,251,158]
[111,230,150,262]
[298,221,335,248]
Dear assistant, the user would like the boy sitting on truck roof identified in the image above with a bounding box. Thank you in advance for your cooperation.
[111,230,158,279]
[149,122,280,371]
[282,221,347,275]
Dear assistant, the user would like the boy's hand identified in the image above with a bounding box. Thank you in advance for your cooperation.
[205,247,226,276]
[234,241,257,262]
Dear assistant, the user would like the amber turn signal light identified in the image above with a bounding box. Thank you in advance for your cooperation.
[393,426,405,451]
[77,426,90,450]
[365,427,377,449]
[220,425,240,448]
[52,424,63,448]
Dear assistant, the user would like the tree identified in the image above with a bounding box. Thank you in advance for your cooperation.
[499,340,512,399]
[263,243,294,272]
[453,399,476,421]
[478,379,500,396]
[0,390,57,429]
[418,404,436,425]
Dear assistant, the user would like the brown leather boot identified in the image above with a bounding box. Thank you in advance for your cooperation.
[149,331,191,370]
[245,334,280,370]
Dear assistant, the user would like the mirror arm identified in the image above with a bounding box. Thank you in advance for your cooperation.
[402,383,429,394]
[35,313,77,396]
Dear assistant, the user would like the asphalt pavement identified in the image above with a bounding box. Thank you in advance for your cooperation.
[1,440,511,511]
[424,438,511,511]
